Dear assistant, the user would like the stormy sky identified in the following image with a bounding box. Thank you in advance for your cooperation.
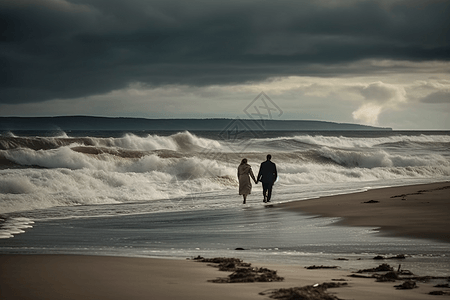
[1,0,449,129]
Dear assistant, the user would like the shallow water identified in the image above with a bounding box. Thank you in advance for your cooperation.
[1,203,449,277]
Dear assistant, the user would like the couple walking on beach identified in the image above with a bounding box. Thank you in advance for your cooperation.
[238,154,277,204]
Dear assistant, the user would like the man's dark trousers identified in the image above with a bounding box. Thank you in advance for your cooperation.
[262,182,273,202]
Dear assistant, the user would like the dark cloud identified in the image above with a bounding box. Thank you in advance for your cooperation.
[421,90,450,103]
[1,0,449,104]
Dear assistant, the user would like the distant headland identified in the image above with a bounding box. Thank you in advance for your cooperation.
[0,116,392,131]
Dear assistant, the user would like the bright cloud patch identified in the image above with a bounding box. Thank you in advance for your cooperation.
[352,82,407,125]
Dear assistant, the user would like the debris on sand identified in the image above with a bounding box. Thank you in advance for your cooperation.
[354,264,400,282]
[391,186,450,199]
[191,255,204,260]
[391,193,408,198]
[434,284,450,288]
[376,271,399,282]
[373,254,406,260]
[192,256,251,271]
[349,274,374,279]
[353,263,447,284]
[193,257,284,283]
[320,282,349,288]
[395,280,417,289]
[331,279,347,282]
[356,263,393,273]
[429,290,450,295]
[409,275,450,282]
[210,267,284,283]
[399,270,414,276]
[306,265,339,270]
[363,200,379,203]
[260,282,348,300]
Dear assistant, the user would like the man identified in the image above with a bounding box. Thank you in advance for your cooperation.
[257,154,278,203]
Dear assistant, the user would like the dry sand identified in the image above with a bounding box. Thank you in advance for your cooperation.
[281,181,450,243]
[1,182,449,299]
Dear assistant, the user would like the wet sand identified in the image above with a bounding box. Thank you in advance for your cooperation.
[280,181,450,243]
[0,254,446,300]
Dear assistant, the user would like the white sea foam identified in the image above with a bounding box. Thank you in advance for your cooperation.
[0,217,34,239]
[278,162,450,185]
[0,152,237,214]
[2,147,235,176]
[86,131,222,151]
[317,147,450,168]
[1,148,448,216]
[0,176,36,194]
[292,134,450,149]
[2,131,18,138]
[0,131,223,152]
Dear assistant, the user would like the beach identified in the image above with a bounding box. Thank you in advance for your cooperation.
[1,254,447,300]
[1,182,449,300]
[281,181,450,243]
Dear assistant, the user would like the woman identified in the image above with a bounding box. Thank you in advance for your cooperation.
[237,158,257,204]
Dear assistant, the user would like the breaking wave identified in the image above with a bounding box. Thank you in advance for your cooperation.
[1,130,449,217]
[0,131,221,152]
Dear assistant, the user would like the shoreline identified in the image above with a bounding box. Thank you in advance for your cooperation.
[278,181,450,243]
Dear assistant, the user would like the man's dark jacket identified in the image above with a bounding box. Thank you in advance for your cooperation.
[257,160,277,184]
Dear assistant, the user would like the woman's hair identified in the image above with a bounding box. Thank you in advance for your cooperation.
[240,158,248,165]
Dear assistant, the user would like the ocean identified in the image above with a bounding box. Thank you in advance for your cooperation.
[1,130,449,275]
